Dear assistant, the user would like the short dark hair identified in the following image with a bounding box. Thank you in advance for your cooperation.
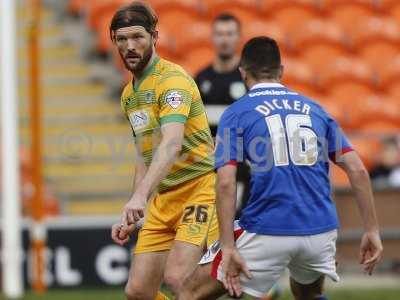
[213,13,241,30]
[110,1,158,41]
[240,36,281,80]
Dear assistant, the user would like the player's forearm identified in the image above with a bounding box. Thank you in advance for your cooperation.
[347,167,379,232]
[217,177,236,249]
[133,159,147,191]
[134,139,182,198]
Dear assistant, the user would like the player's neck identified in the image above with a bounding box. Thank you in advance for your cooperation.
[249,79,281,89]
[132,51,158,84]
[213,55,240,74]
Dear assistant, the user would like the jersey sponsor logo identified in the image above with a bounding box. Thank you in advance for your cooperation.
[165,90,183,109]
[128,110,150,130]
[249,89,298,97]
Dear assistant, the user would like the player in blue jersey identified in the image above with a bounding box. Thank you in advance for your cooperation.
[176,37,383,300]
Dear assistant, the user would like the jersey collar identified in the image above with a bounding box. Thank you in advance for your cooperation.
[250,82,285,90]
[132,55,160,91]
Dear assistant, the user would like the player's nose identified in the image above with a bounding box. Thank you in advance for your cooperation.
[127,39,136,51]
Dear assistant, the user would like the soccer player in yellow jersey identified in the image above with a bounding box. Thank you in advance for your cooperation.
[109,2,218,300]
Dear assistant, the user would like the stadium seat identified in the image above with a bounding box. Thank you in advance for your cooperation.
[359,120,400,135]
[321,0,376,13]
[268,4,318,37]
[327,82,377,129]
[359,40,400,73]
[201,0,259,17]
[349,94,400,128]
[346,16,400,50]
[389,1,400,22]
[173,21,211,56]
[97,11,115,54]
[260,0,321,16]
[154,23,176,55]
[158,8,200,33]
[376,0,399,11]
[315,55,374,88]
[289,18,345,52]
[377,54,400,88]
[242,19,288,51]
[181,45,214,76]
[349,135,382,170]
[148,0,200,13]
[300,43,349,77]
[329,2,376,34]
[282,57,316,88]
[206,4,260,24]
[318,96,347,127]
[387,82,400,100]
[86,0,129,31]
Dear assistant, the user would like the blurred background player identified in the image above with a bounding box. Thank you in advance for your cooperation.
[109,2,218,300]
[195,13,246,107]
[195,13,250,216]
[177,36,383,300]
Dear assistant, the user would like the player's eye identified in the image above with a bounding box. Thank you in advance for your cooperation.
[116,36,127,42]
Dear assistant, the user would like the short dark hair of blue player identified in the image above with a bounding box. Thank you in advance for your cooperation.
[213,13,241,30]
[240,36,283,81]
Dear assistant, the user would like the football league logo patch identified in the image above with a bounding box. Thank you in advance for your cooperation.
[166,90,183,109]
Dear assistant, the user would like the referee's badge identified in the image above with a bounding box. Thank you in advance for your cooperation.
[166,90,183,109]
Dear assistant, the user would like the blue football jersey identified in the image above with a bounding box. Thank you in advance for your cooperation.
[215,83,353,235]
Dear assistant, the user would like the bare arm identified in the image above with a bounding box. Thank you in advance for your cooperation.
[133,142,148,191]
[216,164,238,249]
[135,122,184,197]
[336,151,383,274]
[122,122,184,225]
[336,151,379,232]
[216,164,252,297]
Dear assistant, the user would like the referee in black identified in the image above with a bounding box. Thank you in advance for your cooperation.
[195,13,249,216]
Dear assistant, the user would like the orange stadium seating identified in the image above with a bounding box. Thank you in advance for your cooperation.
[359,40,400,73]
[67,0,400,188]
[72,2,400,123]
[329,2,376,34]
[242,19,288,50]
[315,55,374,88]
[289,18,345,52]
[267,4,319,38]
[260,0,321,16]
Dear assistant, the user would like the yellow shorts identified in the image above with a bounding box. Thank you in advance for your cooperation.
[135,172,219,254]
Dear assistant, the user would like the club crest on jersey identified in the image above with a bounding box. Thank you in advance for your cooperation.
[128,110,149,130]
[165,90,183,109]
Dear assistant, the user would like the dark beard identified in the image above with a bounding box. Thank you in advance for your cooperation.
[123,44,153,74]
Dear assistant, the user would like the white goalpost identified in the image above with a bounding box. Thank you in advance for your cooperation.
[1,0,24,298]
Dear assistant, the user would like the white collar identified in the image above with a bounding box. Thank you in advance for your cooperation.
[250,82,285,90]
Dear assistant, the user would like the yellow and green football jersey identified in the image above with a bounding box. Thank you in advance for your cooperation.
[120,56,215,192]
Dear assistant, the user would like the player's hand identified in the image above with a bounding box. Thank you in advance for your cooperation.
[111,223,135,246]
[221,247,252,297]
[359,230,383,275]
[122,193,147,225]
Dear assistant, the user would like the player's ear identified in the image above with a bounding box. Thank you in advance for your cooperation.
[239,66,247,82]
[110,30,116,44]
[152,30,159,46]
[278,65,284,80]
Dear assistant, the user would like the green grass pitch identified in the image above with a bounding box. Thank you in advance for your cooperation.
[4,288,400,300]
